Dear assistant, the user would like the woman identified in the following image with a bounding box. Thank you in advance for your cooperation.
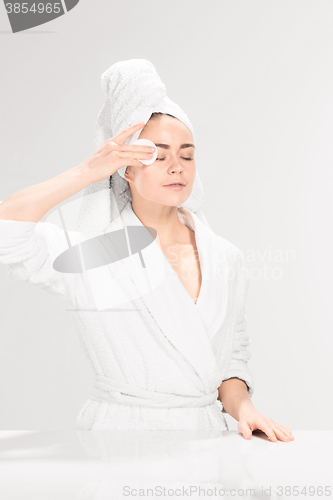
[0,59,293,441]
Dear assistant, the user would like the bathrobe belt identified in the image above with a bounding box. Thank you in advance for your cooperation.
[91,375,219,409]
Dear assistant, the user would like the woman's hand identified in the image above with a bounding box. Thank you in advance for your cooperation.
[83,121,156,184]
[238,409,294,442]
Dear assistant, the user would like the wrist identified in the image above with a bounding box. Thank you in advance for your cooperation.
[72,161,95,188]
[238,400,258,420]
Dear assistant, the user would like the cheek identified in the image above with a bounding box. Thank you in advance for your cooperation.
[188,166,197,185]
[135,167,160,194]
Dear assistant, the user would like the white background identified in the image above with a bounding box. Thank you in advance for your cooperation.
[0,0,332,430]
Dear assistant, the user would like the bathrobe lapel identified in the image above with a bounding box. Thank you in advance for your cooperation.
[106,201,229,391]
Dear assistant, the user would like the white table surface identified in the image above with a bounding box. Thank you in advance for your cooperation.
[0,430,332,499]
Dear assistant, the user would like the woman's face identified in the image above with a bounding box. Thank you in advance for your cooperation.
[124,115,196,207]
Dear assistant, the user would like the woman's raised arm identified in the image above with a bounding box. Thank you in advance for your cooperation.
[0,163,92,223]
[0,122,155,301]
[0,121,153,222]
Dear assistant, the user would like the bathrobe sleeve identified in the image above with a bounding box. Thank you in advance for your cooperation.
[221,250,254,411]
[0,213,74,304]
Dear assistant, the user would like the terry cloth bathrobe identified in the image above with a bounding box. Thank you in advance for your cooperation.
[0,59,254,431]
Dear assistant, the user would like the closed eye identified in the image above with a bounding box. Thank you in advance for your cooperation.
[157,158,193,161]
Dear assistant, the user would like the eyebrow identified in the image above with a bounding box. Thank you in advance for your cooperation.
[155,143,195,150]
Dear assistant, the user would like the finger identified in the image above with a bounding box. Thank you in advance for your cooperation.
[106,141,154,155]
[112,122,145,145]
[104,142,155,161]
[117,157,145,168]
[276,424,294,440]
[277,424,292,435]
[260,424,278,442]
[280,424,294,436]
[238,422,252,440]
[119,144,156,154]
[117,150,154,160]
[263,424,295,443]
[272,426,294,442]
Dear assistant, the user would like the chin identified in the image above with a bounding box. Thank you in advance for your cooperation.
[139,187,190,207]
[159,194,189,207]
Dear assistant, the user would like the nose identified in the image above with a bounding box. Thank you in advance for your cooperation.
[171,165,184,174]
[168,155,185,174]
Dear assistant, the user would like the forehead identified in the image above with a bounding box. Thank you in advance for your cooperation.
[141,115,194,143]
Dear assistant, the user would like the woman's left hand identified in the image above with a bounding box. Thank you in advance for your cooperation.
[238,410,294,442]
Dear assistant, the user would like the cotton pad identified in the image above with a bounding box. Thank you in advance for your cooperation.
[133,138,157,165]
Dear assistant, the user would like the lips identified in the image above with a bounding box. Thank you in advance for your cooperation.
[163,182,186,191]
[163,182,185,186]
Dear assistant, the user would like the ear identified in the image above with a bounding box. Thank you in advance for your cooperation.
[124,166,131,183]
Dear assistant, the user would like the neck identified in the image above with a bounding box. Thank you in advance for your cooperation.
[130,198,188,245]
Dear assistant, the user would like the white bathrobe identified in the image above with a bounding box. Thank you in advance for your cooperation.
[0,200,254,431]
